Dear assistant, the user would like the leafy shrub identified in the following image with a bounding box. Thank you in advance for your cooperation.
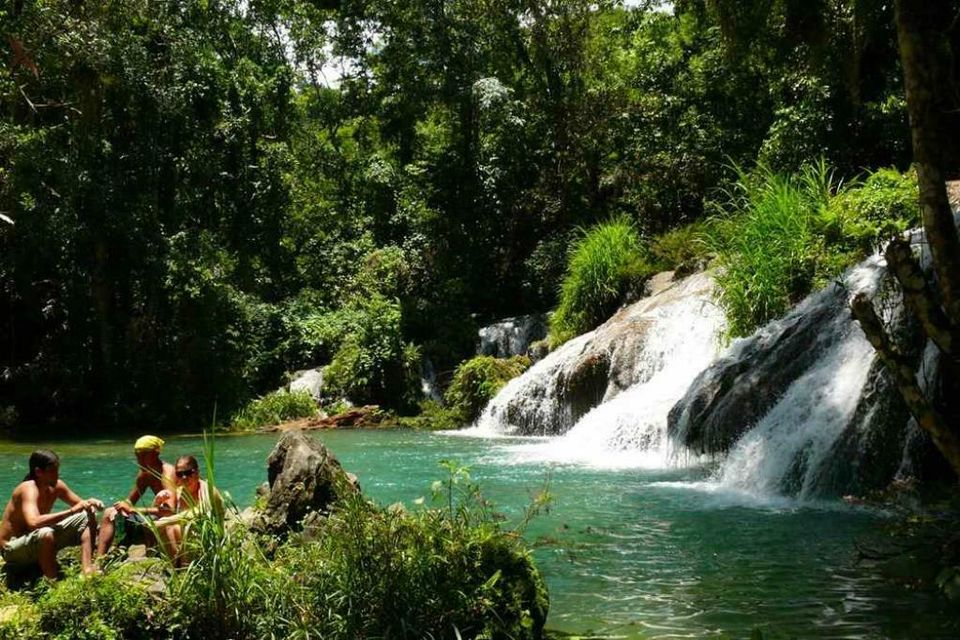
[229,390,318,431]
[274,461,549,640]
[549,218,653,347]
[445,355,531,424]
[33,567,156,640]
[352,245,412,299]
[820,167,920,253]
[0,590,38,638]
[324,295,422,413]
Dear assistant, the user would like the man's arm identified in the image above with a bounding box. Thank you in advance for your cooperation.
[20,483,90,530]
[114,473,147,515]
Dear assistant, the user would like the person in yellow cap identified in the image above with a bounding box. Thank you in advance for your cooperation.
[97,435,176,553]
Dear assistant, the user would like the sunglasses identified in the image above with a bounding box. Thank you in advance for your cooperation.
[175,468,197,479]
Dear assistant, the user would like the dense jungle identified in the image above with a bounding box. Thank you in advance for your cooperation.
[2,1,960,638]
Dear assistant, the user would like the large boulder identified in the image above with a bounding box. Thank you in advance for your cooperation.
[251,431,359,537]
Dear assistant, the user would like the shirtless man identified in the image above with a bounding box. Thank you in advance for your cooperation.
[0,450,104,578]
[98,435,176,552]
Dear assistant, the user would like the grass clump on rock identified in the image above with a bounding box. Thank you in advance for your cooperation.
[549,218,653,347]
[706,160,919,338]
[229,389,318,431]
[445,355,531,425]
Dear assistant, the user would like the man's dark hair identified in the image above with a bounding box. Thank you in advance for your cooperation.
[24,449,59,481]
[176,455,199,472]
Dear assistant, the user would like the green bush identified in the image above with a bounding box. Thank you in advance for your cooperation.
[708,162,919,337]
[820,167,920,253]
[324,295,422,413]
[33,567,156,640]
[649,221,712,272]
[549,218,653,347]
[229,389,318,431]
[445,356,531,424]
[274,461,549,640]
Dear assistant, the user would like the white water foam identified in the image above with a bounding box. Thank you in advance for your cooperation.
[471,273,726,468]
[709,257,887,499]
[508,295,725,468]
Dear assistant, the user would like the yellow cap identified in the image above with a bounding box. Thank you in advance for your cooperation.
[133,435,165,452]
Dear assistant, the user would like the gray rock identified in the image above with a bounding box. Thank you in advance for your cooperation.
[251,431,359,537]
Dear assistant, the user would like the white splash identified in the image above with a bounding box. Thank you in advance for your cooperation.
[472,272,726,468]
[712,257,887,498]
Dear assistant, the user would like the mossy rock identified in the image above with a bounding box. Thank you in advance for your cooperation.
[446,355,532,424]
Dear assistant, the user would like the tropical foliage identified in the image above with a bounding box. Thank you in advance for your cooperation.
[0,0,944,432]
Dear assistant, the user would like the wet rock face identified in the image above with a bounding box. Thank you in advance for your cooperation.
[252,431,359,537]
[668,287,842,454]
[477,271,721,436]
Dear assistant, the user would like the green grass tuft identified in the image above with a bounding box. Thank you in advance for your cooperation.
[707,160,919,337]
[229,389,318,431]
[549,218,653,347]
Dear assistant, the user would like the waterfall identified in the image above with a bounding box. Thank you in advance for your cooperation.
[477,314,548,359]
[473,272,727,466]
[669,253,933,499]
[471,228,945,495]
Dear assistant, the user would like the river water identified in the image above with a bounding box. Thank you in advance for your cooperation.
[0,430,955,638]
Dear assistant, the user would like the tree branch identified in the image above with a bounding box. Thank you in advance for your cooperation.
[885,236,953,354]
[851,292,960,477]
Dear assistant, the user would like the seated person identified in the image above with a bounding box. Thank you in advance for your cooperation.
[0,450,105,579]
[99,435,176,552]
[155,455,223,566]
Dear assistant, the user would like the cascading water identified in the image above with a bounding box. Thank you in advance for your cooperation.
[477,314,548,358]
[471,231,942,497]
[710,260,884,496]
[472,272,727,466]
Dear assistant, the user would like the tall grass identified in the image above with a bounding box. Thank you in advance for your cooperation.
[549,217,652,346]
[706,159,840,337]
[707,160,920,338]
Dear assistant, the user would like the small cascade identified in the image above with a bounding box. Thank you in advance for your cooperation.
[420,356,443,404]
[527,293,726,466]
[670,253,931,498]
[477,314,548,359]
[474,272,726,458]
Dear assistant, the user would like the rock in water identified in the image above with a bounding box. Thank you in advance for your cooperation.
[252,431,359,537]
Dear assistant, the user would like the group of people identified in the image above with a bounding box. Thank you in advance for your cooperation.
[0,436,218,579]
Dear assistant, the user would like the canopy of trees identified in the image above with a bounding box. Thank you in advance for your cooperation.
[0,0,955,433]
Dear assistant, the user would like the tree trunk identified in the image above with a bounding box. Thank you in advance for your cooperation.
[848,0,960,479]
[852,294,960,476]
[895,0,960,328]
